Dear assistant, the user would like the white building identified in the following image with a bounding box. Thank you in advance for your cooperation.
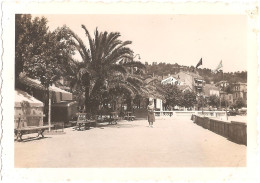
[161,76,181,85]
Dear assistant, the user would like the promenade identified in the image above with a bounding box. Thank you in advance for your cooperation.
[15,116,246,167]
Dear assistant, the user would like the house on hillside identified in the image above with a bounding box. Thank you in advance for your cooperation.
[232,82,247,104]
[173,71,205,94]
[215,80,229,91]
[204,84,220,97]
[220,91,234,107]
[161,76,180,85]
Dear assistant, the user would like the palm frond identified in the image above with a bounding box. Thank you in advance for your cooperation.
[104,47,133,66]
[105,32,121,54]
[122,61,146,69]
[126,75,143,86]
[108,64,127,74]
[81,25,95,62]
[65,26,90,62]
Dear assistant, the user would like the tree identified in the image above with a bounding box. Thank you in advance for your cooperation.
[233,97,246,109]
[162,84,182,109]
[220,98,228,108]
[197,95,207,110]
[15,15,49,85]
[208,95,220,108]
[181,90,197,108]
[16,15,74,88]
[224,85,232,94]
[62,26,145,114]
[15,15,75,127]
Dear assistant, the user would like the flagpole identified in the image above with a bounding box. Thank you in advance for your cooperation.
[222,67,228,121]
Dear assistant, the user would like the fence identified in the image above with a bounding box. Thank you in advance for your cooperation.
[154,111,227,117]
[191,115,247,145]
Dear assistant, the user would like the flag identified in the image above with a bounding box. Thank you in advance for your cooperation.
[214,60,223,73]
[196,58,202,68]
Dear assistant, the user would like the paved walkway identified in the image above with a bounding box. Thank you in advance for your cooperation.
[15,116,246,167]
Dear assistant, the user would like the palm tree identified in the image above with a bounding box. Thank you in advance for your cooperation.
[62,25,145,114]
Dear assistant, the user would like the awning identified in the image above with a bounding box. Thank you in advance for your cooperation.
[19,76,73,101]
[15,89,44,108]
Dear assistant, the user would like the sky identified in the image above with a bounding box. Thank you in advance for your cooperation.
[34,14,247,72]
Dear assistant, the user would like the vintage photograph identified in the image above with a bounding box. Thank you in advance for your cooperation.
[14,14,248,168]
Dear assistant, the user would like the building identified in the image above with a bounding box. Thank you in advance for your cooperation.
[18,76,73,103]
[232,82,247,102]
[173,71,205,94]
[17,74,76,123]
[215,80,229,91]
[161,76,180,85]
[204,84,220,97]
[219,91,233,107]
[15,89,44,128]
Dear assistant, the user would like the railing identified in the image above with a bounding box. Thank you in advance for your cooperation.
[154,111,227,117]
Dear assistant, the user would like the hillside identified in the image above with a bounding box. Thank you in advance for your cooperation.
[145,62,247,84]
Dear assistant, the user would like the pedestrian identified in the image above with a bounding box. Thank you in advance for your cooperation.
[147,100,155,127]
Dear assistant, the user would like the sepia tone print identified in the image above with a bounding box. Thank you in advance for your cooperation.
[14,14,247,168]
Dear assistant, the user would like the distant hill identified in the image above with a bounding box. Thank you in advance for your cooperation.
[145,62,247,84]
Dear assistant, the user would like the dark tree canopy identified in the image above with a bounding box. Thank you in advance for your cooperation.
[208,95,220,108]
[15,14,75,88]
[61,25,145,114]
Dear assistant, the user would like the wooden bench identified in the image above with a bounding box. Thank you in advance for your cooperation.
[15,125,53,141]
[75,113,98,130]
[109,112,120,125]
[15,114,52,141]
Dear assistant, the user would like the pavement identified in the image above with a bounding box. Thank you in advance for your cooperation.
[15,116,246,167]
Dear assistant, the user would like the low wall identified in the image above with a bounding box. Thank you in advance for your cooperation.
[191,115,247,145]
[154,111,227,117]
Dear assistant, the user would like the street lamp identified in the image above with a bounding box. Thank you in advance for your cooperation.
[133,54,141,60]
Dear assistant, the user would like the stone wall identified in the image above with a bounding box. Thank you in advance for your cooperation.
[191,115,247,145]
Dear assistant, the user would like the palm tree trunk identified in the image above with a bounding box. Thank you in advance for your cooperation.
[85,87,91,113]
[84,76,91,113]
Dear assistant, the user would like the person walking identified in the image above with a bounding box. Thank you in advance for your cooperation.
[147,100,155,127]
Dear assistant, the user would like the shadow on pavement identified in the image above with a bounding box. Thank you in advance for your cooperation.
[15,136,52,143]
[96,121,141,129]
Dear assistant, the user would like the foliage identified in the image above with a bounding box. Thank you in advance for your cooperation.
[162,84,182,108]
[208,95,220,108]
[15,15,48,85]
[181,90,197,108]
[15,14,75,88]
[224,85,232,94]
[233,97,246,109]
[145,63,247,84]
[220,98,229,108]
[15,15,76,122]
[197,95,207,109]
[62,25,145,114]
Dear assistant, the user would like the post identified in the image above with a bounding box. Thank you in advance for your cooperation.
[201,95,204,115]
[48,90,51,132]
[225,100,228,121]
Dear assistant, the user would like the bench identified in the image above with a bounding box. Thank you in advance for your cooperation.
[108,112,120,125]
[15,114,52,141]
[15,125,53,141]
[75,113,97,130]
[124,112,136,121]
